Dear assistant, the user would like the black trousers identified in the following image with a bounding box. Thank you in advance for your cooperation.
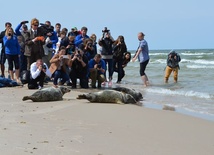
[28,71,46,89]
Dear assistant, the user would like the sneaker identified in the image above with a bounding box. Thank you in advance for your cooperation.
[101,82,106,86]
[38,86,43,90]
[108,81,112,86]
[116,81,121,84]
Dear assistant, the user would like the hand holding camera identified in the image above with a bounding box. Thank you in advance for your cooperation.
[21,21,29,25]
[96,64,102,70]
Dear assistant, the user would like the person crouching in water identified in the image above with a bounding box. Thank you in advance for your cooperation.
[113,52,131,84]
[49,46,71,88]
[164,50,181,83]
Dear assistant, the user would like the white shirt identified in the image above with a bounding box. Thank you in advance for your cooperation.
[30,62,52,79]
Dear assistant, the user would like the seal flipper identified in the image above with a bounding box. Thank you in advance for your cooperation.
[22,96,30,101]
[22,96,38,102]
[76,94,87,99]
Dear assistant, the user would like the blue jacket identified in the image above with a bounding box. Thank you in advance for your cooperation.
[15,23,22,36]
[48,31,58,49]
[75,34,89,47]
[88,58,106,75]
[3,35,20,55]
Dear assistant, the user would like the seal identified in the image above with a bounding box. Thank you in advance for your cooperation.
[112,87,143,101]
[22,86,70,102]
[77,90,138,104]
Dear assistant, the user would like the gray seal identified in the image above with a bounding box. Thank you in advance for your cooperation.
[77,90,138,104]
[22,86,70,102]
[113,87,143,101]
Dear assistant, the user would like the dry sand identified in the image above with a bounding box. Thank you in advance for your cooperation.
[0,85,214,155]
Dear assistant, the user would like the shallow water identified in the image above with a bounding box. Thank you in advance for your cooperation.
[110,49,214,121]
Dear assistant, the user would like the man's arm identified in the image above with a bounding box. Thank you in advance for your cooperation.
[30,63,41,79]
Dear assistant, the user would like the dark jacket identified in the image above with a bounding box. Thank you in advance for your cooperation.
[113,43,127,60]
[167,51,181,68]
[24,29,45,57]
[99,38,114,55]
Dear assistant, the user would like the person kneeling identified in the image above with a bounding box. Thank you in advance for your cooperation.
[28,59,52,89]
[69,46,89,88]
[49,46,71,88]
[88,54,106,88]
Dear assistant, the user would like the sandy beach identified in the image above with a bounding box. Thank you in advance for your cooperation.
[0,85,214,155]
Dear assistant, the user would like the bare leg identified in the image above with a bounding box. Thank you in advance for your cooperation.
[141,74,149,87]
[15,69,21,83]
[9,70,14,81]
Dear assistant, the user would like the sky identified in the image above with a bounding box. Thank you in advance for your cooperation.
[1,0,213,50]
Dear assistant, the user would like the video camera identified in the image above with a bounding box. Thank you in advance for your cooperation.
[102,27,110,33]
[38,23,54,36]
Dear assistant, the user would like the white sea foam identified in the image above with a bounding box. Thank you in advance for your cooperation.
[181,52,214,56]
[186,65,214,69]
[145,88,212,99]
[181,59,214,65]
[150,53,167,56]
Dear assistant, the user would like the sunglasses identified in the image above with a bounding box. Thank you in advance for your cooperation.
[33,24,39,26]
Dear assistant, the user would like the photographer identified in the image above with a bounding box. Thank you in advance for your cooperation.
[69,45,89,88]
[41,21,58,67]
[165,50,181,83]
[75,26,89,47]
[112,35,127,84]
[83,38,95,60]
[49,46,71,88]
[28,59,51,89]
[15,21,29,73]
[98,27,114,86]
[88,54,106,88]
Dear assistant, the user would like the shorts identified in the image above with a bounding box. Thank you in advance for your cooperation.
[6,54,20,70]
[140,59,149,76]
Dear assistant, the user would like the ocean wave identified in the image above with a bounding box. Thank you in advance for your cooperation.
[181,59,214,65]
[149,53,167,56]
[181,52,214,56]
[149,59,166,64]
[186,65,214,69]
[145,88,213,99]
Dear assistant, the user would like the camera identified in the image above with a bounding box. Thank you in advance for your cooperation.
[102,27,110,33]
[42,65,47,69]
[38,23,54,36]
[8,33,12,36]
[21,21,29,24]
[76,53,81,58]
[97,64,101,69]
[170,53,176,59]
[87,43,92,47]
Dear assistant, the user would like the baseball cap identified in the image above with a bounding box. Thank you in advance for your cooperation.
[71,27,77,31]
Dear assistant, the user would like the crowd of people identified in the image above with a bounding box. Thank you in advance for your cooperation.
[0,18,133,89]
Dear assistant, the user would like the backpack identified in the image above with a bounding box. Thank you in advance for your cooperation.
[20,70,30,84]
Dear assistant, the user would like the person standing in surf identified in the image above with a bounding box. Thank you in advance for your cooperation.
[164,50,181,83]
[132,32,150,87]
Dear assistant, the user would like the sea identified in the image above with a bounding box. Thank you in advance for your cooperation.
[111,49,214,121]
